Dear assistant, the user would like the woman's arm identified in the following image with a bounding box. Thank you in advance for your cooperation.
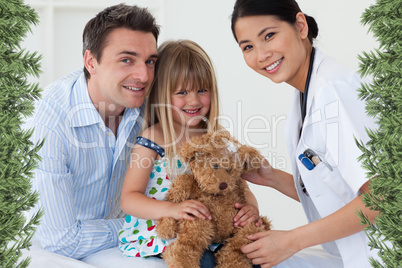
[241,158,300,201]
[241,180,378,267]
[289,180,377,250]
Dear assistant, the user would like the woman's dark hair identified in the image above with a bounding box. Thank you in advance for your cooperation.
[231,0,318,44]
[82,4,160,80]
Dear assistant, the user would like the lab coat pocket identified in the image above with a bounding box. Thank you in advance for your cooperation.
[301,162,346,218]
[301,162,330,198]
[321,165,356,204]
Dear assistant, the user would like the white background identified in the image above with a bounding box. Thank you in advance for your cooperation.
[23,0,377,231]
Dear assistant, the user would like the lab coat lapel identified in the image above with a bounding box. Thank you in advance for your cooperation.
[284,89,302,159]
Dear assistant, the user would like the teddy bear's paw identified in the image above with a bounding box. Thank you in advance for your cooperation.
[241,216,271,236]
[216,262,251,268]
[163,243,202,268]
[214,237,255,268]
[215,250,252,268]
[158,232,175,240]
[260,216,272,231]
[156,217,178,240]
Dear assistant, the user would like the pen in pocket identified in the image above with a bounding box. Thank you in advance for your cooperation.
[300,149,333,171]
[298,153,315,170]
[304,149,321,165]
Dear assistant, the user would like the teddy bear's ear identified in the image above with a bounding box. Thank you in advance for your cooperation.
[178,136,205,163]
[237,145,264,173]
[179,132,216,163]
[179,143,197,163]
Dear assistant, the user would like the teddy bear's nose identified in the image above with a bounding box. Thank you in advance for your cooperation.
[219,182,228,190]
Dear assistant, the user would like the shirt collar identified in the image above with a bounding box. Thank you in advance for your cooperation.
[68,72,100,127]
[118,100,145,136]
[68,72,144,128]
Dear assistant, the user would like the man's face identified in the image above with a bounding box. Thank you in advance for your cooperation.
[86,28,158,114]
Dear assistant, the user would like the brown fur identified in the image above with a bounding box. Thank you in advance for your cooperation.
[156,132,271,268]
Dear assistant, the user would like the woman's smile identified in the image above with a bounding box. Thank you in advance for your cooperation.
[264,57,284,73]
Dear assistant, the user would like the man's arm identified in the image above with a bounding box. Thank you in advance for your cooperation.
[32,122,123,259]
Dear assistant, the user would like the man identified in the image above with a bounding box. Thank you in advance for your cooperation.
[31,4,159,259]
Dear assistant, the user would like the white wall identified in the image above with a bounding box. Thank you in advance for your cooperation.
[23,0,377,231]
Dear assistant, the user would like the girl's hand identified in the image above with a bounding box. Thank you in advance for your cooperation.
[241,230,299,268]
[233,203,262,227]
[170,200,212,221]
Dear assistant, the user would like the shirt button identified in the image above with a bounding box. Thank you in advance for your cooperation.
[110,199,113,203]
[112,176,115,181]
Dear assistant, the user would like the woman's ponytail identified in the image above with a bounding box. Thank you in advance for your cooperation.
[304,14,319,44]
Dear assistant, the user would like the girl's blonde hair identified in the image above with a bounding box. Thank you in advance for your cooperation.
[144,39,221,173]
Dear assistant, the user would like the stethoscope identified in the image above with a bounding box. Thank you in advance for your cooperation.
[298,46,315,196]
[300,46,316,132]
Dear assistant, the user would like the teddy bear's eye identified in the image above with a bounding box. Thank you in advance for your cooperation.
[213,164,219,170]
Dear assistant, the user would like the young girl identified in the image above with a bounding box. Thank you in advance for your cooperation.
[118,40,261,266]
[231,0,380,267]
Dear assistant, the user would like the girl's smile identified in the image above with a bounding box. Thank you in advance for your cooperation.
[183,108,202,116]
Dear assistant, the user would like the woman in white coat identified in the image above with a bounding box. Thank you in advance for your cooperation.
[231,0,380,267]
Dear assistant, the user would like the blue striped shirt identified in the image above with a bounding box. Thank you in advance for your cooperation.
[30,69,144,259]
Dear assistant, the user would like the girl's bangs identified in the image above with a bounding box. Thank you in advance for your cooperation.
[170,55,212,92]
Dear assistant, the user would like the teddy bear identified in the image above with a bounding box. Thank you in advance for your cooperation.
[156,131,271,268]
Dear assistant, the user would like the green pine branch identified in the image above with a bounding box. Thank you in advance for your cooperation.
[0,0,38,50]
[0,0,43,267]
[361,0,402,49]
[357,0,402,267]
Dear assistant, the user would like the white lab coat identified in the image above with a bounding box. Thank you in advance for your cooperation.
[284,48,380,267]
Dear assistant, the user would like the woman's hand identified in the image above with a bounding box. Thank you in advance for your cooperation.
[233,203,262,227]
[241,158,274,187]
[169,200,212,221]
[242,158,299,201]
[241,230,300,267]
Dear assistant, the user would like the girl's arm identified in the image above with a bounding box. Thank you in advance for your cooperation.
[241,180,378,267]
[120,143,170,219]
[120,128,211,221]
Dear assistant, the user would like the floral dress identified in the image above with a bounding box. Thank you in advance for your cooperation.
[118,137,185,257]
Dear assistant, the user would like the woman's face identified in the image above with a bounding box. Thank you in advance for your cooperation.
[234,14,310,91]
